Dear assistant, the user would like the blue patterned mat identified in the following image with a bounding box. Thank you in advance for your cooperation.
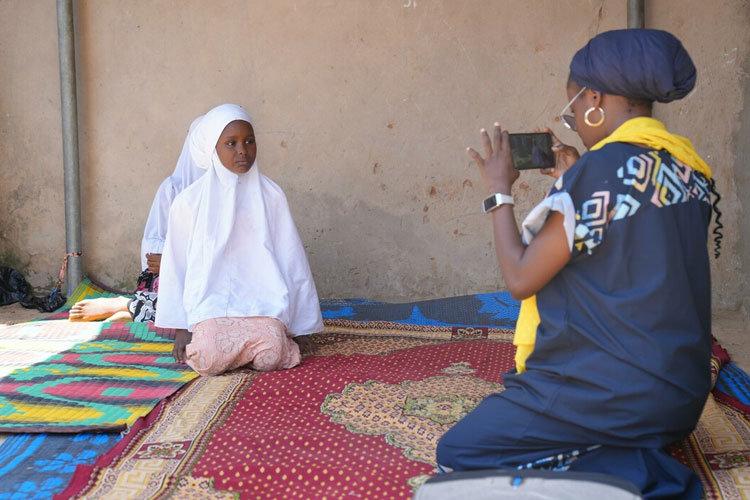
[0,432,120,499]
[321,292,520,328]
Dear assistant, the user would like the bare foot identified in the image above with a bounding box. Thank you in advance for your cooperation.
[68,296,131,322]
[105,311,133,322]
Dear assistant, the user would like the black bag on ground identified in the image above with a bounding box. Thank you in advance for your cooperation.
[0,266,66,313]
[414,469,643,500]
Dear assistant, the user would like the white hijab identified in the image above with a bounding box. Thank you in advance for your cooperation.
[140,116,204,269]
[155,104,323,335]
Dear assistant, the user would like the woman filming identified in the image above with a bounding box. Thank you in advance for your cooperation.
[437,29,720,499]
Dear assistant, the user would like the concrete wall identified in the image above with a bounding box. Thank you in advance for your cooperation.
[1,0,748,308]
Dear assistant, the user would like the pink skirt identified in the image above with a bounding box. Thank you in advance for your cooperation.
[185,317,301,376]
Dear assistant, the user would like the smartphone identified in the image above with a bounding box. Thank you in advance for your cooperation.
[508,132,555,170]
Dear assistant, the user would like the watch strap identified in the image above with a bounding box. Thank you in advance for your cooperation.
[482,193,515,213]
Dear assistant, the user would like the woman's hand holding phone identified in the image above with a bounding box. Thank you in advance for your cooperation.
[540,128,580,179]
[467,123,519,194]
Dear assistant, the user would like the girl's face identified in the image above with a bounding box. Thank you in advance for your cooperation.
[216,120,256,174]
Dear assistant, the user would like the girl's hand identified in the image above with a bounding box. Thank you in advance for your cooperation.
[173,329,192,363]
[146,253,162,274]
[467,123,519,194]
[293,335,317,355]
[540,128,580,179]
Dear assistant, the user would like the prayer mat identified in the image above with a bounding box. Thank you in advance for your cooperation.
[0,320,198,433]
[58,333,516,499]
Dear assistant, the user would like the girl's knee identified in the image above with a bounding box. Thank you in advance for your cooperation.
[186,348,226,376]
[253,349,282,371]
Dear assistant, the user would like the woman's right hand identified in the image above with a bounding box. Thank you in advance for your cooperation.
[540,128,580,179]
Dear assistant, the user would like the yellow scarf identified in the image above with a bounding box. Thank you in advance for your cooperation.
[590,116,711,179]
[512,116,710,374]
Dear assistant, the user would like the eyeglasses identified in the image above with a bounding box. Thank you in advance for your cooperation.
[559,86,587,132]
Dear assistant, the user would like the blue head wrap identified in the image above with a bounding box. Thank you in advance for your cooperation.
[570,29,696,103]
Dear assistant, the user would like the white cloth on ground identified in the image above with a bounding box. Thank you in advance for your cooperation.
[154,103,324,336]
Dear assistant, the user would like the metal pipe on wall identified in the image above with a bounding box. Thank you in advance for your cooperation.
[56,0,83,297]
[627,0,645,29]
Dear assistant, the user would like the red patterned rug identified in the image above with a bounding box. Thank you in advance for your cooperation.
[57,333,750,500]
[57,333,515,499]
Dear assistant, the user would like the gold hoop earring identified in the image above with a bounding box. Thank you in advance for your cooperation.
[584,106,605,127]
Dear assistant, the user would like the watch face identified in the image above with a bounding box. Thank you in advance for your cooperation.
[483,195,496,213]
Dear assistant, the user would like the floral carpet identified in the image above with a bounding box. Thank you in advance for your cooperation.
[53,334,750,500]
[58,333,516,499]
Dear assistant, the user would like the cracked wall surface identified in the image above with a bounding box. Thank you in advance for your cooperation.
[1,0,748,310]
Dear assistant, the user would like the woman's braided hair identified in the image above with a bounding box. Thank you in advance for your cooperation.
[709,178,723,259]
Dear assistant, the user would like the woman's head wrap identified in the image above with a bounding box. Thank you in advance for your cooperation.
[570,29,696,103]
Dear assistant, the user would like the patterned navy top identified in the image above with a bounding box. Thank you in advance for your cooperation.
[506,141,712,448]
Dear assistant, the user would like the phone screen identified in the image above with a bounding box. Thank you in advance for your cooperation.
[508,133,555,170]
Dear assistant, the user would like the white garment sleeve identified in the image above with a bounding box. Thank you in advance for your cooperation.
[269,193,324,337]
[154,196,191,330]
[520,191,576,251]
[140,179,177,270]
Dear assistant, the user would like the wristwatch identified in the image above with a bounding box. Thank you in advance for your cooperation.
[482,193,514,213]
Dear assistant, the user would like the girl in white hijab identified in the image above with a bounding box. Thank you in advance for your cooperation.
[69,116,205,322]
[155,103,323,375]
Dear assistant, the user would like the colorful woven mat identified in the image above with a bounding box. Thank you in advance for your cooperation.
[0,320,197,433]
[0,278,198,433]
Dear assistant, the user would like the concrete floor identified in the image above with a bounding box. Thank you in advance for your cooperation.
[1,302,747,369]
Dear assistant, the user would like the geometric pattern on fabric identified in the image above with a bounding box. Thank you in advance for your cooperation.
[57,334,516,499]
[666,346,750,500]
[55,373,249,500]
[0,320,197,433]
[668,393,750,500]
[574,151,711,255]
[52,327,750,500]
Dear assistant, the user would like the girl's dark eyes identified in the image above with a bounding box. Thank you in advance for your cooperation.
[225,139,254,146]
